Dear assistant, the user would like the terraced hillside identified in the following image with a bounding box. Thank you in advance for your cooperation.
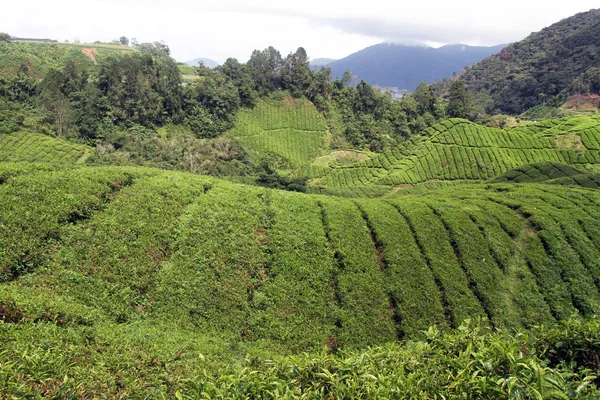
[0,131,91,163]
[0,40,131,79]
[3,165,600,340]
[227,97,330,169]
[1,164,600,395]
[0,131,92,164]
[307,116,600,196]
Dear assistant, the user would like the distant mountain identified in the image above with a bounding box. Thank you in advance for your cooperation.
[185,57,219,68]
[460,8,600,115]
[310,58,336,66]
[327,43,506,91]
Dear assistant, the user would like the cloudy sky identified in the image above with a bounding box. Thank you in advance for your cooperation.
[2,1,598,63]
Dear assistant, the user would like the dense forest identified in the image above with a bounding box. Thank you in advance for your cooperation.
[460,8,600,115]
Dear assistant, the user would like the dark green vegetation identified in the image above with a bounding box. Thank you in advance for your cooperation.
[0,39,447,173]
[1,163,600,396]
[461,8,600,115]
[307,116,600,197]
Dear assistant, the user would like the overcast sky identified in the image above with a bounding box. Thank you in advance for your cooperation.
[2,1,598,63]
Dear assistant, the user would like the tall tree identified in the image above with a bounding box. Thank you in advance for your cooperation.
[447,80,472,119]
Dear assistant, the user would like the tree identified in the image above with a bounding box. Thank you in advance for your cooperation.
[0,33,10,42]
[246,46,284,94]
[447,80,472,119]
[341,70,352,87]
[282,47,311,97]
[119,36,129,46]
[413,82,437,115]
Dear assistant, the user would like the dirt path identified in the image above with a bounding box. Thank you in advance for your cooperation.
[81,48,98,65]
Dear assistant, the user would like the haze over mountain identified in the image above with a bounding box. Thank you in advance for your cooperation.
[185,57,219,68]
[310,58,337,66]
[327,42,506,91]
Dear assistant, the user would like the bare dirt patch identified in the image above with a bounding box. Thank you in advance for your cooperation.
[81,48,98,65]
[563,94,600,111]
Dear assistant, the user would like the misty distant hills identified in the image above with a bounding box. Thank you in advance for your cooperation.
[310,58,337,67]
[327,42,506,91]
[185,57,219,68]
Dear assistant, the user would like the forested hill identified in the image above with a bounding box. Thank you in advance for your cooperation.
[326,42,505,91]
[460,8,600,115]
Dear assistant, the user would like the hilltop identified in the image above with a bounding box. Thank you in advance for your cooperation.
[0,40,132,79]
[327,42,505,91]
[460,8,600,115]
[185,57,219,68]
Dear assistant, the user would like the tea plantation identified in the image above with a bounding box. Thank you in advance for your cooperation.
[227,97,330,169]
[1,161,600,397]
[0,130,90,164]
[308,116,600,197]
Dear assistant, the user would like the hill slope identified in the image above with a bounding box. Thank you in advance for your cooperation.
[1,164,600,395]
[460,8,600,114]
[0,41,132,79]
[2,165,600,342]
[327,42,505,91]
[306,116,600,195]
[227,96,330,169]
[0,130,91,163]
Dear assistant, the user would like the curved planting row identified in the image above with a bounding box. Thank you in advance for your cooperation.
[228,98,329,168]
[3,165,600,355]
[0,130,90,163]
[312,116,600,190]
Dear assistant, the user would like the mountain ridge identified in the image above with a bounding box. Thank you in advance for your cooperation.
[327,42,506,91]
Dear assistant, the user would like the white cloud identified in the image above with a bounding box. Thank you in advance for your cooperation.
[1,1,598,63]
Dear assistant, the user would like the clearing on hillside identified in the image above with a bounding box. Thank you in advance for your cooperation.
[227,96,329,169]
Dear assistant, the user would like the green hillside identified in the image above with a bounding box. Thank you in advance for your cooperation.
[460,8,600,114]
[0,40,132,79]
[227,97,330,169]
[1,164,600,396]
[308,116,600,196]
[0,130,91,163]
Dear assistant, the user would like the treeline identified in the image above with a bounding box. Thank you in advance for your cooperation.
[0,40,452,150]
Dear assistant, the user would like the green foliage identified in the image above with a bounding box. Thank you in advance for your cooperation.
[461,9,600,114]
[0,165,599,396]
[447,80,473,119]
[88,128,253,176]
[228,96,329,169]
[0,130,90,163]
[309,116,600,194]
